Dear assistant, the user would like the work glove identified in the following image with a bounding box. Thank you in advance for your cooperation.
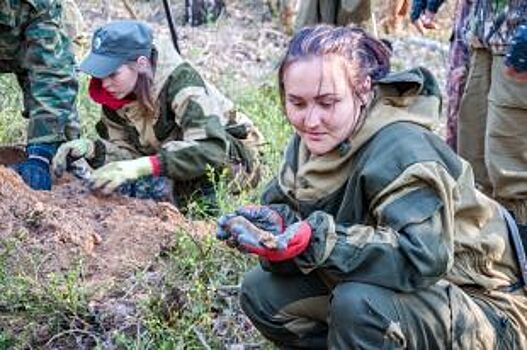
[216,205,285,238]
[505,24,527,82]
[13,143,57,191]
[52,138,95,177]
[216,212,312,262]
[88,156,156,195]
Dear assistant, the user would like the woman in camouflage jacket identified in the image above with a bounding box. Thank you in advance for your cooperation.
[216,25,527,349]
[52,20,263,208]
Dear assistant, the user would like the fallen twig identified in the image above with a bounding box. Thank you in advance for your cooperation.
[192,325,212,350]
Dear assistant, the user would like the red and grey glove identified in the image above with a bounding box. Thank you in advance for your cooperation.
[216,205,285,240]
[235,205,285,235]
[216,212,311,262]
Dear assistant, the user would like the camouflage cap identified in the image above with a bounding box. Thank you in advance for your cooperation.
[79,20,153,78]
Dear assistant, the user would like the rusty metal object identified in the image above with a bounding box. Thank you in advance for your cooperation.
[0,145,27,166]
[225,216,279,249]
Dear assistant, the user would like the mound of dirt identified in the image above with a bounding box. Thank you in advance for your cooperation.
[0,166,212,291]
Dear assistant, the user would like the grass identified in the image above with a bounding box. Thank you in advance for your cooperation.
[0,70,288,348]
[0,74,25,144]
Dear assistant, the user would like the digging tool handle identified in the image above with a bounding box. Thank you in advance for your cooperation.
[162,0,181,54]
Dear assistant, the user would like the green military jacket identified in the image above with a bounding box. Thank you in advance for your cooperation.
[0,0,79,144]
[261,67,527,347]
[91,37,263,192]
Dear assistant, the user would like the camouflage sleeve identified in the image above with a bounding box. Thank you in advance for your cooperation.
[261,162,456,291]
[294,162,455,292]
[88,108,143,168]
[23,1,79,144]
[157,63,229,181]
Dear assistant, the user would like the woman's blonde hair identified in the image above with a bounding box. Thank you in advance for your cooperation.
[278,25,392,109]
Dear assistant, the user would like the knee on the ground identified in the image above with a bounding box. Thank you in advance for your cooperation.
[239,267,273,320]
[330,282,396,329]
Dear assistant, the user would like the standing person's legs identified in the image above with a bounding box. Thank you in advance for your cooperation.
[318,0,339,24]
[337,0,372,28]
[327,281,499,350]
[294,0,320,30]
[486,54,527,223]
[458,48,493,192]
[240,266,330,349]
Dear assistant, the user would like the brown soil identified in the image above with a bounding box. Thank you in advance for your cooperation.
[0,145,26,166]
[0,166,212,293]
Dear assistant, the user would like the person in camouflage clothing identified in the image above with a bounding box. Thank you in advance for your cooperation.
[0,0,79,190]
[216,26,527,349]
[52,21,263,209]
[457,0,527,223]
[445,0,472,150]
[294,0,371,31]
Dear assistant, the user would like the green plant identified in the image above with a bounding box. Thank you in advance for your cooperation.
[0,74,102,144]
[0,236,98,348]
[0,74,25,144]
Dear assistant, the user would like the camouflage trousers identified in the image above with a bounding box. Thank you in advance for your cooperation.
[294,0,371,30]
[0,61,80,143]
[458,48,527,224]
[240,266,518,349]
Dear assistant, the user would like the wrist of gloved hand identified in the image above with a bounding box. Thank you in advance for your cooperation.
[216,215,312,262]
[52,138,96,178]
[89,156,158,194]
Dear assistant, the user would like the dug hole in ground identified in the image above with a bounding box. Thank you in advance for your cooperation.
[0,166,232,344]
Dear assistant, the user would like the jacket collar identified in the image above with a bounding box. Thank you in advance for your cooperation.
[88,78,135,110]
[278,67,442,201]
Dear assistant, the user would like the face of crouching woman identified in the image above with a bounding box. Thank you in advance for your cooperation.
[278,25,392,156]
[100,55,157,113]
[80,20,158,114]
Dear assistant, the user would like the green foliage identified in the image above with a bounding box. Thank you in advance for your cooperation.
[0,74,103,144]
[214,82,291,215]
[112,233,261,348]
[0,235,96,349]
[77,75,105,139]
[237,82,291,171]
[0,74,25,144]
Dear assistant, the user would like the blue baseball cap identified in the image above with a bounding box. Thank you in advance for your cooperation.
[79,20,153,78]
[505,24,527,73]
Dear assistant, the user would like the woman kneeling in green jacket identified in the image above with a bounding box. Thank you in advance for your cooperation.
[53,20,262,208]
[217,25,527,349]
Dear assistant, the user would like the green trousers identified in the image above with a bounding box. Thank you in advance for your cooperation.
[240,266,518,349]
[458,48,527,223]
[294,0,371,31]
